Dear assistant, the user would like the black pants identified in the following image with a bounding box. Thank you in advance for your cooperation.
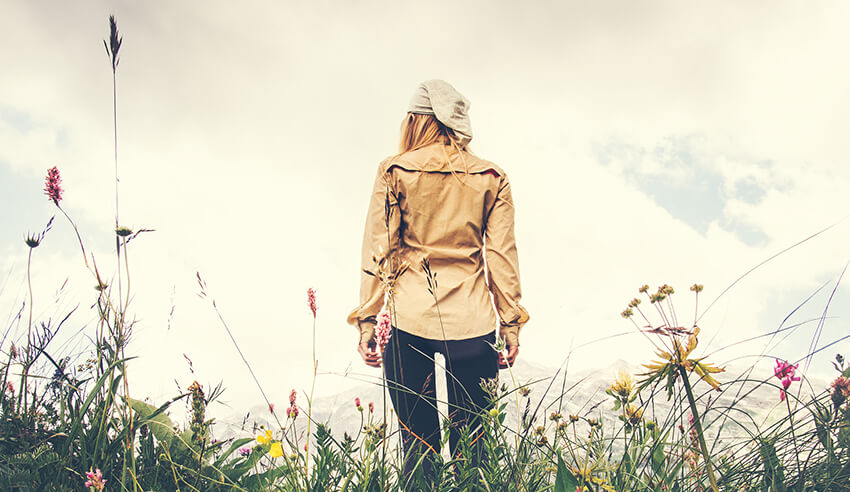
[383,327,498,487]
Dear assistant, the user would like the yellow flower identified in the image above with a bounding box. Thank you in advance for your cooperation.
[608,370,634,399]
[623,404,643,426]
[256,429,272,445]
[640,327,724,395]
[269,441,283,458]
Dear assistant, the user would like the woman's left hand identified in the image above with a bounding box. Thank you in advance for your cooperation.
[499,345,519,369]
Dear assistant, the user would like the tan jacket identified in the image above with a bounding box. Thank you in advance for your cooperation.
[347,142,529,346]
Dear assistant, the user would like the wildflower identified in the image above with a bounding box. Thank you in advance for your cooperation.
[534,425,545,436]
[607,370,634,402]
[638,284,649,293]
[569,414,579,423]
[288,405,299,419]
[489,408,499,419]
[238,447,251,457]
[690,284,704,293]
[774,359,801,402]
[556,420,569,433]
[621,308,634,318]
[6,382,13,394]
[289,389,297,405]
[84,468,106,490]
[519,386,531,397]
[628,298,641,308]
[355,397,363,412]
[268,403,275,414]
[491,336,507,353]
[368,401,374,413]
[269,441,283,458]
[549,411,563,422]
[44,167,63,204]
[25,234,41,248]
[587,418,599,427]
[9,343,16,360]
[621,404,643,427]
[188,381,207,447]
[376,310,392,352]
[641,326,724,396]
[831,376,850,407]
[774,359,799,380]
[307,287,317,317]
[687,413,699,446]
[257,429,272,445]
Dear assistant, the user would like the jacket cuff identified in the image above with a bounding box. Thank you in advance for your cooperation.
[499,324,520,347]
[358,319,376,345]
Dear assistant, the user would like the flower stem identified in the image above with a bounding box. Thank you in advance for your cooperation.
[305,315,317,480]
[784,393,802,483]
[678,364,719,492]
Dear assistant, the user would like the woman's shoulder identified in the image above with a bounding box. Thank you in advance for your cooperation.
[380,145,507,177]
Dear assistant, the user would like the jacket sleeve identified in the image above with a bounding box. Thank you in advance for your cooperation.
[346,160,401,344]
[484,173,530,347]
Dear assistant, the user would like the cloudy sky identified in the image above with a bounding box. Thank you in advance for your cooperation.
[2,1,849,421]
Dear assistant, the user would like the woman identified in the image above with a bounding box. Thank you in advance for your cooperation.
[347,79,529,486]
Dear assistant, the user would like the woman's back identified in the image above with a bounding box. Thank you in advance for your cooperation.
[349,141,528,345]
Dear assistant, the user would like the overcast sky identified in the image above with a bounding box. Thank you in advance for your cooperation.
[2,0,849,422]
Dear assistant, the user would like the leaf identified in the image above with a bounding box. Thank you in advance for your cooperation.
[651,439,665,476]
[129,397,194,456]
[554,453,579,492]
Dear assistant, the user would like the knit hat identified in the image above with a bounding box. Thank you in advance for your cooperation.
[407,79,473,146]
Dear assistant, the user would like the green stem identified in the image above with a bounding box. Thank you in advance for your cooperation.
[678,365,719,492]
[305,315,317,482]
[784,393,802,484]
[21,248,34,415]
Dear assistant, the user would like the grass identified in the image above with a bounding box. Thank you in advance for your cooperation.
[1,14,850,492]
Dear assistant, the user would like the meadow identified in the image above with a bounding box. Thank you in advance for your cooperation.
[1,16,849,492]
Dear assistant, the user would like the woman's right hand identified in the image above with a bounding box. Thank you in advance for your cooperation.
[358,342,382,368]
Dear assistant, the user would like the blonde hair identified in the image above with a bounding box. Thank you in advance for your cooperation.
[399,113,468,154]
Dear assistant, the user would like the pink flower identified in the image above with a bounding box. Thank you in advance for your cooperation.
[368,401,374,413]
[268,403,275,414]
[289,389,297,405]
[44,166,63,204]
[376,311,392,352]
[5,382,13,394]
[238,446,251,457]
[774,359,799,380]
[354,397,362,411]
[307,288,317,317]
[775,359,801,402]
[84,468,106,490]
[288,405,299,419]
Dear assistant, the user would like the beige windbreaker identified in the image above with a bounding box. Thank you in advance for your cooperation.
[347,142,530,346]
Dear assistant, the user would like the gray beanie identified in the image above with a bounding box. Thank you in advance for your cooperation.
[407,79,473,146]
